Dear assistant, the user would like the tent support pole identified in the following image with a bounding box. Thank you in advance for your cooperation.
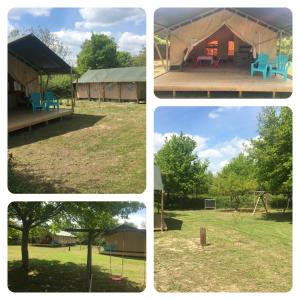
[71,69,75,110]
[155,40,166,71]
[166,30,169,71]
[161,191,164,232]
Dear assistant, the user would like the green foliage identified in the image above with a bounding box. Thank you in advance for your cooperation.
[155,133,210,202]
[213,153,257,210]
[117,51,134,67]
[77,33,119,74]
[277,36,293,60]
[47,75,72,98]
[250,107,292,197]
[154,35,167,45]
[132,47,146,66]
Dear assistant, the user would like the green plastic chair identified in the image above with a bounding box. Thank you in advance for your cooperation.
[44,91,60,110]
[269,54,290,81]
[29,92,45,112]
[250,53,270,80]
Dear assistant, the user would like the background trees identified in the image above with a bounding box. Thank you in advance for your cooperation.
[250,107,292,200]
[155,134,210,207]
[213,154,257,210]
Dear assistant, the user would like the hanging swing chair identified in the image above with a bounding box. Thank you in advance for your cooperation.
[109,233,127,283]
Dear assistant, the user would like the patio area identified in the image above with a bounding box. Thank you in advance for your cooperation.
[8,108,73,133]
[154,64,292,98]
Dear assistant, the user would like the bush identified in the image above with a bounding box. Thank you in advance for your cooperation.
[47,75,73,98]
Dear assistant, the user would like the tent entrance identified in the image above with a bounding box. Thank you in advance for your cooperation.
[185,25,252,68]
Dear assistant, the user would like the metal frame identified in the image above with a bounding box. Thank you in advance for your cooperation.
[204,198,216,209]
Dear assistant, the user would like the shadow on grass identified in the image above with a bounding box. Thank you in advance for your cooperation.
[8,113,105,148]
[8,259,143,292]
[164,218,183,231]
[8,164,78,193]
[260,212,292,224]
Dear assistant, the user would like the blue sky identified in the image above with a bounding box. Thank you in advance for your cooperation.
[117,207,146,229]
[8,8,146,65]
[154,107,262,174]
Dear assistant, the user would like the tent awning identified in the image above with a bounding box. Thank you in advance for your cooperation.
[155,7,292,36]
[8,34,72,74]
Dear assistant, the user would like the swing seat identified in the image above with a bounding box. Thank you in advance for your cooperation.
[111,276,127,283]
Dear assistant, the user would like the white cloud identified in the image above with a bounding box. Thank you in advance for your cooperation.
[208,107,241,119]
[116,214,146,229]
[118,32,146,55]
[75,8,145,29]
[155,132,250,174]
[52,30,92,48]
[8,8,52,20]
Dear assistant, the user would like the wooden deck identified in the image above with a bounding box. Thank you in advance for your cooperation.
[8,108,73,133]
[154,65,292,97]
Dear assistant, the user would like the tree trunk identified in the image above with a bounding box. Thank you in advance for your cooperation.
[21,226,30,271]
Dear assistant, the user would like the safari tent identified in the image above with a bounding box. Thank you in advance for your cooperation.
[36,230,77,247]
[154,165,167,231]
[8,34,74,132]
[154,8,293,97]
[75,66,146,103]
[101,224,146,258]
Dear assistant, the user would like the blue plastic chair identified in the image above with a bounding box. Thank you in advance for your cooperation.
[29,92,44,112]
[44,91,60,110]
[269,54,290,81]
[251,53,270,80]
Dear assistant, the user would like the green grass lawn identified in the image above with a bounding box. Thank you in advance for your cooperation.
[8,100,146,193]
[8,245,145,292]
[155,210,292,292]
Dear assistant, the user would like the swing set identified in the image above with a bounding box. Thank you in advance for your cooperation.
[252,191,269,215]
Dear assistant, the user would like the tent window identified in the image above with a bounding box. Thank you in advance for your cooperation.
[228,41,235,56]
[206,40,218,56]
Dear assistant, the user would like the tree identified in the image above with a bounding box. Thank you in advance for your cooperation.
[213,153,257,210]
[250,107,292,199]
[8,202,144,270]
[155,133,209,202]
[8,202,65,270]
[117,51,133,67]
[132,47,146,66]
[77,33,119,74]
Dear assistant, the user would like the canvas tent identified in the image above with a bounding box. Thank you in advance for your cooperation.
[154,165,167,231]
[75,66,146,102]
[155,8,292,69]
[36,230,77,246]
[101,224,146,258]
[8,34,74,132]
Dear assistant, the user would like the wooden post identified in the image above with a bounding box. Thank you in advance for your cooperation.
[87,231,92,291]
[200,227,206,247]
[161,191,164,232]
[71,69,75,110]
[88,83,91,101]
[118,83,122,102]
[172,90,176,98]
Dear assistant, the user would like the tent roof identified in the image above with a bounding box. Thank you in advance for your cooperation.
[8,34,72,74]
[55,230,76,238]
[104,224,145,235]
[154,165,164,191]
[155,7,292,35]
[77,66,146,83]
